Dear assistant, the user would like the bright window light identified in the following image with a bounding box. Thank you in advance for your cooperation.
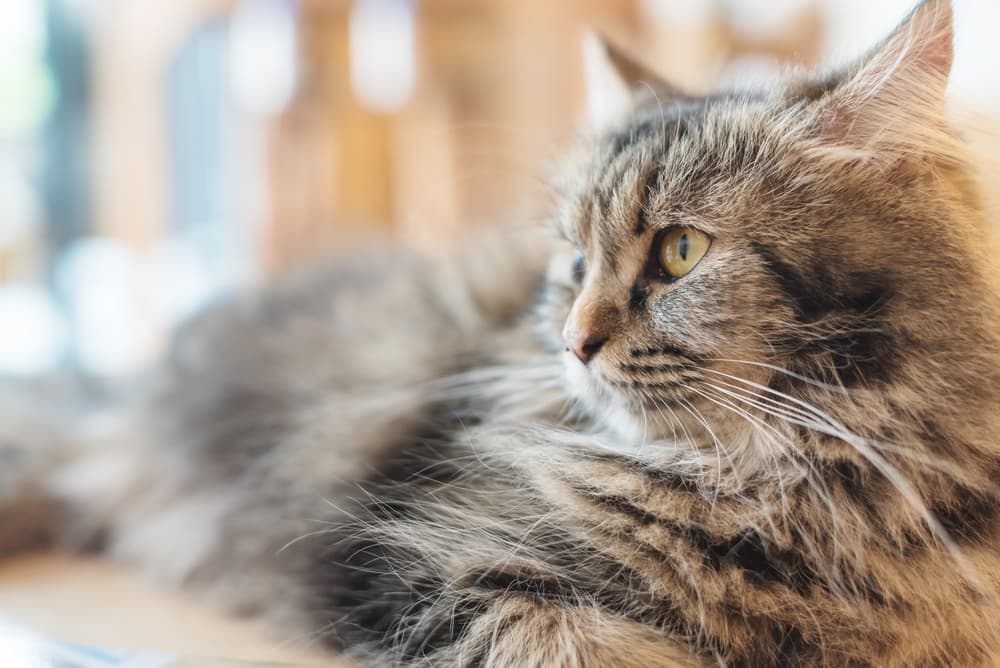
[228,0,299,118]
[0,285,66,376]
[349,0,416,114]
[0,0,55,136]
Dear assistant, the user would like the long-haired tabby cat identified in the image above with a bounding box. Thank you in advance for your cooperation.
[3,1,999,665]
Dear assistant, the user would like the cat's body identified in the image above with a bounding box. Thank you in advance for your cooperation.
[4,1,1000,665]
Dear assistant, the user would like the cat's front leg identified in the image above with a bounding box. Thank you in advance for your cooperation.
[424,596,704,668]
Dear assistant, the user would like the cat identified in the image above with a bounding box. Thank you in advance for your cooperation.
[3,0,1000,665]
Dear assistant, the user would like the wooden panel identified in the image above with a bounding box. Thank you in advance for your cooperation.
[259,1,833,271]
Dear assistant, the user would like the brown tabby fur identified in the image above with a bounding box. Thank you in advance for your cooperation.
[2,1,1000,665]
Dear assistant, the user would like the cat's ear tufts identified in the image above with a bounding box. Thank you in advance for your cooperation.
[814,0,954,154]
[582,31,687,130]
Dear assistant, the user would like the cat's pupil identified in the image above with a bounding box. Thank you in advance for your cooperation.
[679,234,689,261]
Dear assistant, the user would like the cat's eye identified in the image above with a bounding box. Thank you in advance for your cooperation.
[572,251,586,283]
[659,227,711,279]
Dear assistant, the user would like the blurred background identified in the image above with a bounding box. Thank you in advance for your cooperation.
[0,0,998,379]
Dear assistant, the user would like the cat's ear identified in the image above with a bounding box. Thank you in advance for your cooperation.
[582,31,688,129]
[813,0,953,153]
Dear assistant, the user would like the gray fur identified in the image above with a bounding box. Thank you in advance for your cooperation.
[3,1,1000,665]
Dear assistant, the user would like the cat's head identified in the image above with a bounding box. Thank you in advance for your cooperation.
[540,0,988,452]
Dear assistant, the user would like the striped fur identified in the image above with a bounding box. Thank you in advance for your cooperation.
[3,1,1000,665]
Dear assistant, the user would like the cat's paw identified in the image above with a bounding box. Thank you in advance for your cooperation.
[0,437,62,558]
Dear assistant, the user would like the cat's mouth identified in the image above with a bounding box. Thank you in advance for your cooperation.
[562,351,709,442]
[563,350,616,401]
[563,350,697,414]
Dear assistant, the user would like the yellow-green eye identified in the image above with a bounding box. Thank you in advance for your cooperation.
[659,227,711,278]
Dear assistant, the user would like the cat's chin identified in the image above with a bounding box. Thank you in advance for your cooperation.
[562,353,661,446]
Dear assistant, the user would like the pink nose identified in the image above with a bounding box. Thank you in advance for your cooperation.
[565,330,608,365]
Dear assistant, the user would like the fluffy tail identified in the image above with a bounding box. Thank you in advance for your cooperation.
[0,378,116,557]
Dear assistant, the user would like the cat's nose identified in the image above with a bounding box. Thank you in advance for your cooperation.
[563,293,617,365]
[565,330,608,365]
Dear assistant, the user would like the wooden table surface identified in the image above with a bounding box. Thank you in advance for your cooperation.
[0,553,344,666]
